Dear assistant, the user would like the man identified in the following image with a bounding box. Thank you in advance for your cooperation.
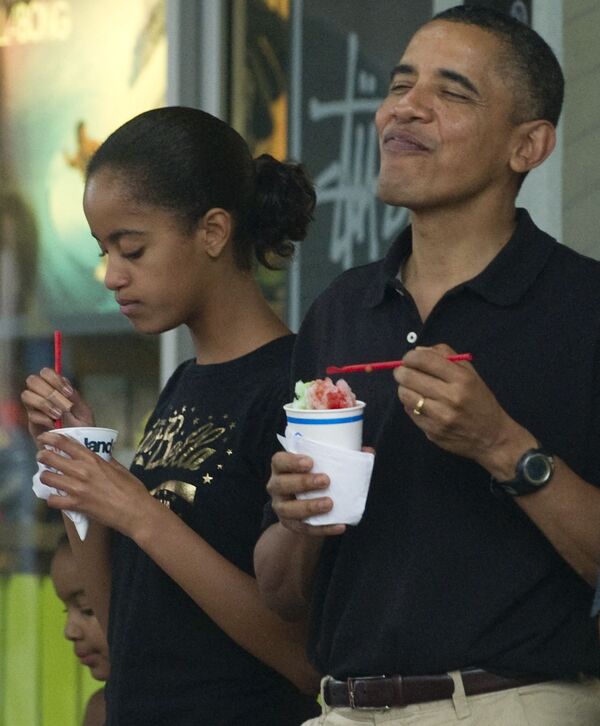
[254,6,600,725]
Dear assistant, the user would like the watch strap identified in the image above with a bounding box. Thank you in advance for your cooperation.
[490,447,554,498]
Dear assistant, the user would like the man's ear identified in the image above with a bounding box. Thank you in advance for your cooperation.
[510,120,556,175]
[198,208,233,259]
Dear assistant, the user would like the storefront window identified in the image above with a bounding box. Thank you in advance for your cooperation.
[0,2,166,722]
[230,0,430,327]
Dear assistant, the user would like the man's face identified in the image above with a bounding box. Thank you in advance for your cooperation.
[375,20,521,212]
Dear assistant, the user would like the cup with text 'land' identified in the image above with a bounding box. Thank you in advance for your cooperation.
[32,426,118,540]
[48,426,118,458]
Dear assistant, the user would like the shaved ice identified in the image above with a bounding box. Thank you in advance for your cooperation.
[293,377,357,410]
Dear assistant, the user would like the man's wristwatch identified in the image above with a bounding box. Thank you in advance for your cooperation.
[490,447,555,498]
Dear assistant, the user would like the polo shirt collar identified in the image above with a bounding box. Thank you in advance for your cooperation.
[363,224,412,308]
[364,208,555,308]
[465,208,555,305]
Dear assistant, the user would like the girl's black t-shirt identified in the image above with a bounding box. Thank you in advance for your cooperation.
[105,334,319,725]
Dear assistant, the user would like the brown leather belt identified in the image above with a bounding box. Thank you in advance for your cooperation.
[323,669,547,710]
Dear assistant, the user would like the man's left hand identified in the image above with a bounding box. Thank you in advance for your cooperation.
[394,344,536,479]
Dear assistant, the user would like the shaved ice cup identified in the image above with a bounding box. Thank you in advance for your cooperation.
[283,401,366,450]
[33,426,119,540]
[43,426,118,459]
[283,401,371,525]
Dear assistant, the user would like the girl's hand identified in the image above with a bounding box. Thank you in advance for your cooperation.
[21,368,95,443]
[36,432,153,537]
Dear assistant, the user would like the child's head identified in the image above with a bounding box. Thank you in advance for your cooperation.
[84,106,315,271]
[50,537,110,681]
[82,107,315,336]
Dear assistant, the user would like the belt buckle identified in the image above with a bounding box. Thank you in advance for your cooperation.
[347,675,392,710]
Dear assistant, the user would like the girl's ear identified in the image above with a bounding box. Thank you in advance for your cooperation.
[197,208,233,259]
[509,119,556,175]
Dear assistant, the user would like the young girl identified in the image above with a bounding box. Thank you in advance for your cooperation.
[22,107,319,725]
[50,536,109,726]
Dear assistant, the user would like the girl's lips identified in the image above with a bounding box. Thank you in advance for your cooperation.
[117,300,140,316]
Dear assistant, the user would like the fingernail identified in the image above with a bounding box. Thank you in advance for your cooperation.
[316,500,330,512]
[298,457,312,470]
[50,408,62,418]
[62,384,74,396]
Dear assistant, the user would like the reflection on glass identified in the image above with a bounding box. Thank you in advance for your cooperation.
[232,0,291,321]
[0,2,166,722]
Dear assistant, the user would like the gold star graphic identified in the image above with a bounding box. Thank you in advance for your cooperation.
[223,414,229,419]
[202,473,213,484]
[229,421,236,430]
[217,464,223,470]
[226,449,233,456]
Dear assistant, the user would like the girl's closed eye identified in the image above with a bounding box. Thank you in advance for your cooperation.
[122,248,144,260]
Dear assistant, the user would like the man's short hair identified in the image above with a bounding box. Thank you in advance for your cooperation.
[433,4,564,126]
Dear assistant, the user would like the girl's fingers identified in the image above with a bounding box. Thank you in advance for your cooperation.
[39,367,74,397]
[21,383,73,420]
[37,432,90,457]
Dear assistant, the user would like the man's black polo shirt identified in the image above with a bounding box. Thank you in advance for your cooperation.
[291,209,600,680]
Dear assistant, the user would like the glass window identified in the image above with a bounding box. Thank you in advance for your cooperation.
[0,2,166,723]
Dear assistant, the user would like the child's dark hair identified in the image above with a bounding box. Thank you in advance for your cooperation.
[86,106,316,270]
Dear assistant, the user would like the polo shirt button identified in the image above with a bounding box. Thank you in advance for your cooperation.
[407,331,417,343]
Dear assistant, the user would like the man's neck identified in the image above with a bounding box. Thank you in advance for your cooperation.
[402,199,518,321]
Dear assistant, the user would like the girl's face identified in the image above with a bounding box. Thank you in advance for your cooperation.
[50,546,110,681]
[83,168,216,335]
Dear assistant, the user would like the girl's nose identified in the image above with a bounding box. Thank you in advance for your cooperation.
[103,255,128,291]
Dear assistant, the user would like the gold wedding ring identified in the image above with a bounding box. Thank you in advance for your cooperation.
[413,397,426,416]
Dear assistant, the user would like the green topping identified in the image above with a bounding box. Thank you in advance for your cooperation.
[292,379,314,409]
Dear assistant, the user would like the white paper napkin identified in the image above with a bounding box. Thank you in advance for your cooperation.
[277,433,375,526]
[32,467,89,540]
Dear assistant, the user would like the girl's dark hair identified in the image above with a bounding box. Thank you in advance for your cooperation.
[86,106,316,270]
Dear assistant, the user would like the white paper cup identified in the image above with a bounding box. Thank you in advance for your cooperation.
[46,426,118,460]
[33,426,119,541]
[283,402,365,450]
[36,426,118,479]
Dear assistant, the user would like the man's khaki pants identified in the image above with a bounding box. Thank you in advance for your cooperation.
[302,672,600,725]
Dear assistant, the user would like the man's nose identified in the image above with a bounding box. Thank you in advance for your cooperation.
[388,84,434,123]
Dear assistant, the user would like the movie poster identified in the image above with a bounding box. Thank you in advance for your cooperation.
[0,0,166,333]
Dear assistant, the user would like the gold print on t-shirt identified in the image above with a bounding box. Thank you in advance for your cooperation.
[133,409,228,471]
[150,480,196,504]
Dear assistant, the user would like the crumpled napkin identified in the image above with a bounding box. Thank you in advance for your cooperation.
[277,433,375,526]
[32,467,89,540]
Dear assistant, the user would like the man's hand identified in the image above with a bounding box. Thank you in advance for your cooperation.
[267,451,346,537]
[394,344,536,479]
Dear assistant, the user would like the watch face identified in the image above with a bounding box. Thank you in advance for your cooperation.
[524,452,553,485]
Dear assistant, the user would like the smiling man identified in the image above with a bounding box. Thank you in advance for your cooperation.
[255,5,600,726]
